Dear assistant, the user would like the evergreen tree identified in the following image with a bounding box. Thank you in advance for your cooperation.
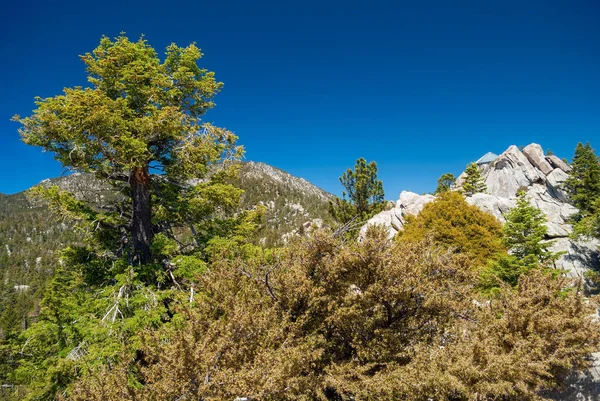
[461,162,487,196]
[481,191,560,291]
[564,142,600,214]
[502,191,556,264]
[564,142,600,239]
[13,34,243,264]
[7,35,253,400]
[329,158,385,224]
[434,172,456,194]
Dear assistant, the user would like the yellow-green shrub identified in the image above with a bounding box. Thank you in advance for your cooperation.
[397,191,505,268]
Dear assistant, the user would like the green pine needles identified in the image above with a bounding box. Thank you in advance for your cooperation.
[329,158,385,224]
[564,142,600,239]
[461,162,487,196]
[481,190,561,292]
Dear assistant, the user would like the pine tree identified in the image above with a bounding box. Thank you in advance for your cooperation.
[564,142,600,239]
[564,142,600,214]
[434,172,456,194]
[481,191,561,290]
[502,191,556,264]
[14,34,243,265]
[461,162,487,196]
[8,35,252,400]
[329,158,385,224]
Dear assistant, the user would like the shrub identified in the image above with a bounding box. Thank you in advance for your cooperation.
[397,191,505,268]
[68,228,600,401]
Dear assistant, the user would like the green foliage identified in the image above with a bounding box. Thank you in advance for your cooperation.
[502,191,556,263]
[564,142,600,214]
[3,35,256,400]
[397,191,505,268]
[461,162,487,196]
[564,142,600,239]
[13,34,243,264]
[14,35,229,176]
[480,191,562,294]
[434,172,456,194]
[67,229,600,401]
[329,158,385,224]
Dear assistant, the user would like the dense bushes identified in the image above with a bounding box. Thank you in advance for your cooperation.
[66,228,599,401]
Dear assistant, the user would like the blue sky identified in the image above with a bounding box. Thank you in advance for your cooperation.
[1,0,598,197]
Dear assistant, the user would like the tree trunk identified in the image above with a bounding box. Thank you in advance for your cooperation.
[130,166,153,264]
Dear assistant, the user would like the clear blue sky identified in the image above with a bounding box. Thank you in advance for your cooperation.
[1,0,598,197]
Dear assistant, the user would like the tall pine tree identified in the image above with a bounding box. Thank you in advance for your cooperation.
[14,35,243,265]
[329,158,385,224]
[564,142,600,214]
[564,142,600,239]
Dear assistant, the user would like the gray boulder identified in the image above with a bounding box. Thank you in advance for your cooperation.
[546,154,573,173]
[359,191,434,240]
[523,143,554,175]
[485,145,544,198]
[465,193,515,222]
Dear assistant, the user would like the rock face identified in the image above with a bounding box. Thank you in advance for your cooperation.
[361,143,600,399]
[523,143,554,175]
[359,191,434,239]
[365,143,598,279]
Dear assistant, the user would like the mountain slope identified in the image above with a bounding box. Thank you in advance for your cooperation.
[230,162,334,245]
[0,162,334,338]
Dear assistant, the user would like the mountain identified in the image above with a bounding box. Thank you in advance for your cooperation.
[229,161,334,245]
[0,190,79,339]
[0,162,334,340]
[362,143,599,279]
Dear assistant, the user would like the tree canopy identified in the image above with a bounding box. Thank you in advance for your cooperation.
[434,172,456,194]
[14,34,243,264]
[564,142,600,239]
[66,228,600,401]
[6,35,252,401]
[481,191,561,292]
[329,158,385,224]
[397,191,505,268]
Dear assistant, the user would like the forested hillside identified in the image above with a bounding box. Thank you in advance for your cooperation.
[0,192,77,338]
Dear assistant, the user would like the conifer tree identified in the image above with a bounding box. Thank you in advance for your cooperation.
[329,158,385,224]
[564,142,600,214]
[434,172,456,194]
[7,35,252,401]
[461,162,487,196]
[13,34,243,264]
[481,191,560,290]
[564,142,600,239]
[502,191,556,264]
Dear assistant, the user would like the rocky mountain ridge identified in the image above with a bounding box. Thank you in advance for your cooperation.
[362,143,599,279]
